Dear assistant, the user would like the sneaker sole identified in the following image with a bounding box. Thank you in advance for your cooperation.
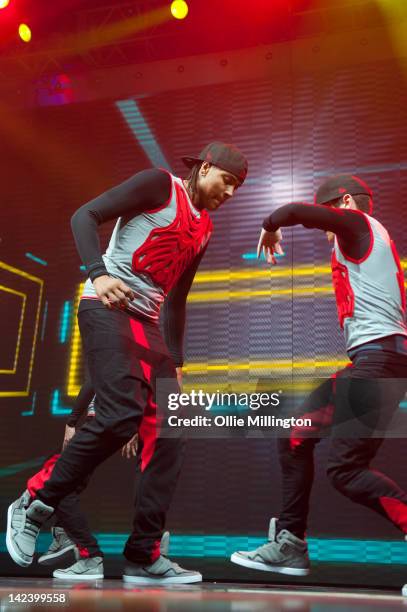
[122,573,202,585]
[38,545,77,566]
[53,570,104,581]
[6,503,32,568]
[230,553,310,576]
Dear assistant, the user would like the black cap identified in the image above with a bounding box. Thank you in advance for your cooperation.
[182,142,248,185]
[315,174,372,205]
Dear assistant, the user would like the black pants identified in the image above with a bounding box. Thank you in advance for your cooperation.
[27,449,102,558]
[36,306,184,564]
[278,335,407,539]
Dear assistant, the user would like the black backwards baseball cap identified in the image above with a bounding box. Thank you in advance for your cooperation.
[182,141,248,185]
[314,174,372,205]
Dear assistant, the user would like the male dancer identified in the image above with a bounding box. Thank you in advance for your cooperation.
[231,175,407,575]
[7,142,248,584]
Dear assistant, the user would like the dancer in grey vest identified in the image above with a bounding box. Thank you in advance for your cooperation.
[232,174,407,581]
[6,142,248,584]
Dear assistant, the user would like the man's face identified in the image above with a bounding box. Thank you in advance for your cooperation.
[197,163,240,211]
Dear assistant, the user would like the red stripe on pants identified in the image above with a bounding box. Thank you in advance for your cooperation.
[27,454,60,498]
[151,538,161,563]
[129,319,159,472]
[380,497,407,534]
[78,546,90,558]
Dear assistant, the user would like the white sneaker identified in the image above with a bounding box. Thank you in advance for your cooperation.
[7,492,53,567]
[123,532,202,585]
[231,518,310,576]
[53,556,104,580]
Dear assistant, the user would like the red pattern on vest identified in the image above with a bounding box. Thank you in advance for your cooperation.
[331,250,355,329]
[132,182,212,293]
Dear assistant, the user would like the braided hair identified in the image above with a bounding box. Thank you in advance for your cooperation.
[185,162,204,201]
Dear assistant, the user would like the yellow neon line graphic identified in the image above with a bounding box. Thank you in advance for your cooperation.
[183,359,349,374]
[67,283,85,397]
[188,286,334,302]
[0,261,43,397]
[2,391,34,397]
[193,260,407,284]
[0,261,44,284]
[182,381,332,393]
[0,285,26,374]
[26,280,43,396]
[194,266,331,283]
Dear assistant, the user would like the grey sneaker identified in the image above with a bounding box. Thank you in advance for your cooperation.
[38,527,79,566]
[231,518,310,576]
[6,494,54,567]
[123,532,202,585]
[53,556,104,580]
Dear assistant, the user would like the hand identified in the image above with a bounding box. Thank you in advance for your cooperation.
[92,275,135,309]
[62,425,75,451]
[257,228,284,264]
[176,366,183,391]
[121,433,138,459]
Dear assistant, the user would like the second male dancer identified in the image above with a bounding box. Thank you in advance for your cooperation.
[232,175,407,576]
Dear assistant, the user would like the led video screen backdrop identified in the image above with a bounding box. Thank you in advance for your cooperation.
[1,55,407,585]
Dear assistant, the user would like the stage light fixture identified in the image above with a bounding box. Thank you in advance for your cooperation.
[171,0,189,20]
[18,23,31,42]
[0,0,10,9]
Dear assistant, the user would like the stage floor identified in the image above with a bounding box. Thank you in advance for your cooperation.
[0,578,406,611]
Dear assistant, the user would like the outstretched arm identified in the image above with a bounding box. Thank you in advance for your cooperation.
[260,203,371,263]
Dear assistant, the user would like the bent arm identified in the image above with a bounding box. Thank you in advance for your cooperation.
[71,168,171,281]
